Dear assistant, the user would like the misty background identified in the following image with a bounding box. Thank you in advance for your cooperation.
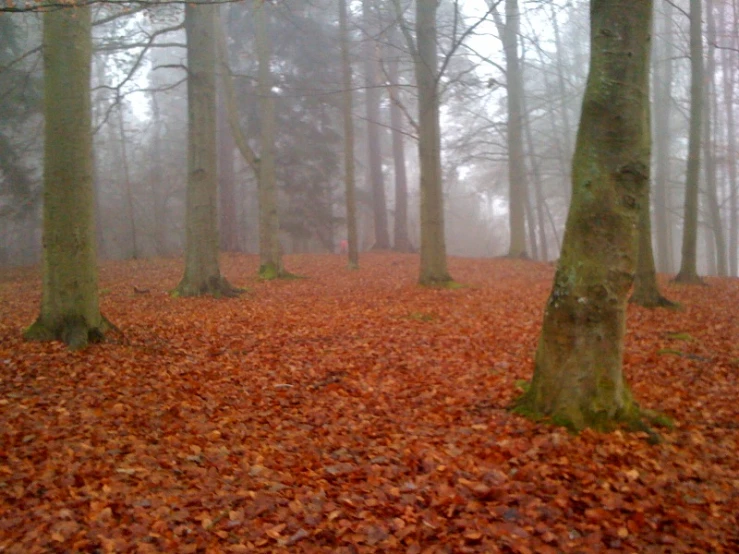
[0,0,737,277]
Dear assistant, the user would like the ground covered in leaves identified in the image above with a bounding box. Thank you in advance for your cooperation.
[1,253,737,553]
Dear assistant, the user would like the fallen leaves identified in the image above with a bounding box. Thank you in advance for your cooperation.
[0,253,737,552]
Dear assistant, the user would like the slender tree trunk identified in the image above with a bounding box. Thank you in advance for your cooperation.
[339,0,359,269]
[25,4,111,349]
[520,75,549,262]
[652,2,675,273]
[362,0,390,249]
[416,0,452,286]
[703,0,727,276]
[387,29,412,253]
[515,0,655,433]
[149,93,168,256]
[721,2,738,276]
[255,0,285,278]
[218,86,239,252]
[674,0,705,284]
[116,100,138,259]
[495,0,528,258]
[176,3,237,297]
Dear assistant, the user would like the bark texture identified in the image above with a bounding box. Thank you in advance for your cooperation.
[515,0,653,431]
[25,5,110,350]
[176,3,237,297]
[416,0,452,286]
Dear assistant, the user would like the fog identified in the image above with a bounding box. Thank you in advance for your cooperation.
[0,0,737,277]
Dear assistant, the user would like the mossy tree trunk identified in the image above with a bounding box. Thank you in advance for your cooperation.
[176,2,237,297]
[515,0,653,431]
[674,0,704,285]
[416,0,452,286]
[24,5,110,350]
[339,0,359,268]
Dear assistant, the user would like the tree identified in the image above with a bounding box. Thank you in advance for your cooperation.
[674,0,705,285]
[491,0,528,259]
[175,2,238,296]
[253,0,285,278]
[514,0,658,432]
[339,0,359,268]
[415,0,452,285]
[24,4,112,349]
[361,0,391,250]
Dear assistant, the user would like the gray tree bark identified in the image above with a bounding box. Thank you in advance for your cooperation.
[674,0,705,284]
[652,2,675,273]
[339,0,359,269]
[493,0,528,258]
[25,4,111,349]
[362,0,391,249]
[176,2,238,297]
[416,0,452,286]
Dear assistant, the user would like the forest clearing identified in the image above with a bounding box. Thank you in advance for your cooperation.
[1,253,737,553]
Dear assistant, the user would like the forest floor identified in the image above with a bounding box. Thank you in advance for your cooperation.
[0,253,737,553]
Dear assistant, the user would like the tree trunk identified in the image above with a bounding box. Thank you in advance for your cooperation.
[218,86,239,252]
[702,0,727,276]
[339,0,359,269]
[176,2,237,297]
[674,0,705,284]
[387,28,412,253]
[652,2,675,273]
[362,0,390,250]
[255,0,286,278]
[116,100,138,259]
[515,0,654,432]
[25,5,111,350]
[496,0,528,258]
[630,177,675,308]
[416,0,452,286]
[720,1,738,277]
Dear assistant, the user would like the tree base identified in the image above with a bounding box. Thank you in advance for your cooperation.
[512,388,671,443]
[175,275,243,298]
[672,272,707,286]
[258,263,301,280]
[418,276,461,289]
[24,314,115,351]
[629,291,680,309]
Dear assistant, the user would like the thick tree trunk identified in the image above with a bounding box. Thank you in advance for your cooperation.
[176,3,237,297]
[362,0,390,250]
[255,1,286,278]
[416,0,452,286]
[339,0,359,269]
[515,0,654,432]
[25,5,111,350]
[674,0,705,284]
[387,30,412,253]
[652,2,675,273]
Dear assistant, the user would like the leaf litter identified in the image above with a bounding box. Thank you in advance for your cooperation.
[0,253,737,553]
